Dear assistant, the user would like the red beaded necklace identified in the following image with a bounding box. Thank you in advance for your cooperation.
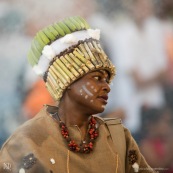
[54,113,99,154]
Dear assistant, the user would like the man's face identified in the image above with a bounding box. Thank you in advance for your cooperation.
[67,70,111,114]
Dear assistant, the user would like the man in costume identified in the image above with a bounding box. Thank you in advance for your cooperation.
[0,16,155,173]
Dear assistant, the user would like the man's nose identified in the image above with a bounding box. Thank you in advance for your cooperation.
[102,82,110,93]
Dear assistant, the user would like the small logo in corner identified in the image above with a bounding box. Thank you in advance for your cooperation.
[3,162,12,171]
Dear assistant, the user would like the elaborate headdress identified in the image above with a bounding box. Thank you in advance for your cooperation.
[27,16,116,103]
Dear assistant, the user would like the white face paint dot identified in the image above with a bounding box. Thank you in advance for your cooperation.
[90,100,93,103]
[80,89,83,93]
[86,82,90,86]
[50,158,55,164]
[94,89,97,92]
[85,95,88,99]
[91,86,94,89]
[101,105,106,109]
[19,168,25,173]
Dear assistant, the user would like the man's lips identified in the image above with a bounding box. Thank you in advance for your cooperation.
[97,95,108,103]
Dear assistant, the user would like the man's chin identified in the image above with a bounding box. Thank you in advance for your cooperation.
[94,105,106,114]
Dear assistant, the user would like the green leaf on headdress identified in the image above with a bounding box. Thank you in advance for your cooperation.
[43,28,56,41]
[77,16,90,29]
[34,39,44,53]
[73,16,87,29]
[27,49,38,66]
[64,18,77,32]
[35,33,45,47]
[38,30,50,45]
[31,40,42,60]
[27,16,91,67]
[47,25,59,37]
[56,21,71,34]
[53,23,66,37]
[68,17,82,30]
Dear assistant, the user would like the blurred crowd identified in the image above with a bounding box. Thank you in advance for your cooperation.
[0,0,173,171]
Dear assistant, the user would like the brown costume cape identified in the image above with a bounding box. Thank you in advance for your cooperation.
[0,105,155,173]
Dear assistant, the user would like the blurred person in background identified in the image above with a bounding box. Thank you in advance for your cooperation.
[86,0,173,170]
[88,0,129,124]
[124,0,167,134]
[95,0,167,136]
[155,0,173,112]
[0,1,34,147]
[23,79,54,119]
[139,107,173,172]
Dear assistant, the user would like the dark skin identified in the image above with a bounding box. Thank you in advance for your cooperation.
[57,70,110,139]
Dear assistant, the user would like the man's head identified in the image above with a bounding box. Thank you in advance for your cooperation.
[27,16,116,104]
[63,69,110,114]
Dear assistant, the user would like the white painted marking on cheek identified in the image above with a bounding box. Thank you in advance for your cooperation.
[85,95,88,99]
[90,100,93,103]
[101,105,106,109]
[91,86,94,89]
[94,89,97,92]
[86,82,90,86]
[82,85,93,96]
[80,89,83,95]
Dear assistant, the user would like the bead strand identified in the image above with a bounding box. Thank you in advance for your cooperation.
[59,116,99,154]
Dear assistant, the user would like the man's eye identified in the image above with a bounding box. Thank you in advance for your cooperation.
[103,78,110,83]
[94,76,100,80]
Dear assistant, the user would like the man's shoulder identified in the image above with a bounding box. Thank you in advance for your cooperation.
[0,107,51,171]
[1,107,48,151]
[94,115,122,125]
